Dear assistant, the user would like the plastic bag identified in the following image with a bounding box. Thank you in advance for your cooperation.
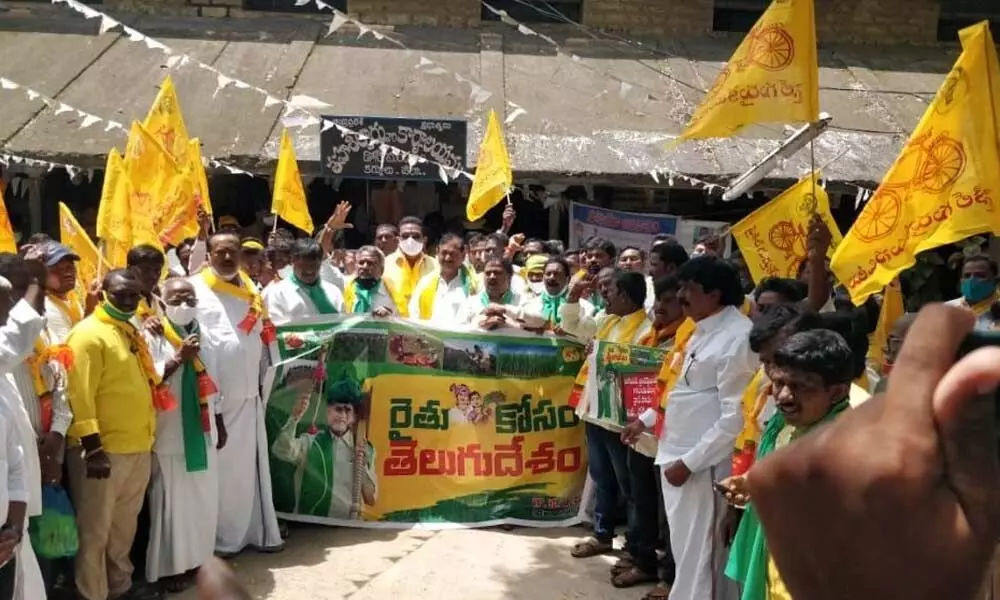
[28,484,78,559]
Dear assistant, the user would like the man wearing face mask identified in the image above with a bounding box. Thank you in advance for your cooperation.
[343,247,401,317]
[515,257,595,335]
[66,269,163,600]
[190,233,282,557]
[263,239,344,326]
[521,254,550,300]
[945,254,1000,330]
[409,234,478,323]
[272,378,377,520]
[144,278,224,593]
[382,217,437,316]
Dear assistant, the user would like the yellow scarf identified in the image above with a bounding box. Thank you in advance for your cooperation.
[962,291,1000,317]
[94,304,176,412]
[569,309,649,408]
[637,317,683,348]
[344,278,407,316]
[732,367,771,476]
[416,267,478,320]
[26,337,74,432]
[136,296,157,322]
[48,292,83,326]
[201,269,276,343]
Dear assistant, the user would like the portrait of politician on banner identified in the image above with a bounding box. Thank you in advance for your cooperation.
[264,316,588,528]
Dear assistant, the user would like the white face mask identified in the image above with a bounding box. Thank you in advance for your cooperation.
[399,238,424,257]
[279,265,294,279]
[529,281,545,296]
[165,304,197,326]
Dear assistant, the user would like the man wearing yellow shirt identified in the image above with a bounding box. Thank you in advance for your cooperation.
[66,269,159,600]
[382,217,438,315]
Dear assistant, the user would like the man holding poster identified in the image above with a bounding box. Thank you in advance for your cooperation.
[271,377,377,520]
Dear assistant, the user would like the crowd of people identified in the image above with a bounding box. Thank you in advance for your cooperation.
[0,197,996,600]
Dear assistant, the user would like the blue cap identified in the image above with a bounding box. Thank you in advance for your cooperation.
[41,242,80,267]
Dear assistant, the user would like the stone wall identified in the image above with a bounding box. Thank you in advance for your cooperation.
[82,0,946,44]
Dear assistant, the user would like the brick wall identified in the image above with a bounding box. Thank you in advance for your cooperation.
[814,0,940,44]
[90,0,945,44]
[583,0,714,35]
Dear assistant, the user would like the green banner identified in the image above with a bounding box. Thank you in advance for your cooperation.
[265,316,589,528]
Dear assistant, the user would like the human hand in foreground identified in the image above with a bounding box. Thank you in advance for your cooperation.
[748,304,1000,600]
[717,475,749,508]
[197,558,250,600]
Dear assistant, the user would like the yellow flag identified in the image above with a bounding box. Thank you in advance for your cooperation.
[466,110,512,221]
[59,202,108,300]
[677,0,818,140]
[124,121,198,249]
[143,75,190,166]
[831,21,1000,304]
[96,149,133,267]
[731,171,842,283]
[188,138,213,217]
[272,130,313,234]
[0,184,15,254]
[868,279,904,368]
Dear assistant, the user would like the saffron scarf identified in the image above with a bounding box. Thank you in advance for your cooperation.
[569,309,649,410]
[725,399,850,600]
[162,319,218,472]
[289,273,337,315]
[26,337,73,432]
[416,267,474,320]
[48,293,83,326]
[94,303,177,412]
[201,269,276,344]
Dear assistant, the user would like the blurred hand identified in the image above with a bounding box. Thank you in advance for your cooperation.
[806,213,832,259]
[85,450,111,479]
[178,334,200,362]
[501,205,516,233]
[718,475,750,508]
[197,558,251,600]
[620,419,646,446]
[372,307,393,318]
[325,201,354,231]
[748,305,1000,600]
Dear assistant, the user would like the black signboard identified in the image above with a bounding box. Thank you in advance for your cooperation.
[320,116,467,180]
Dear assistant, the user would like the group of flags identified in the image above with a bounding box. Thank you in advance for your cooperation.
[0,74,316,297]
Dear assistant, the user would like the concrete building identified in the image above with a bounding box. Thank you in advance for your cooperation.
[0,0,995,243]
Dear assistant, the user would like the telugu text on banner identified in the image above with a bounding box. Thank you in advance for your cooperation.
[587,340,664,458]
[831,21,1000,304]
[676,0,819,140]
[731,171,842,284]
[264,316,588,528]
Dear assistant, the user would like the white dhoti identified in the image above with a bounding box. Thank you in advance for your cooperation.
[660,463,737,600]
[15,524,44,600]
[215,395,282,554]
[146,449,219,582]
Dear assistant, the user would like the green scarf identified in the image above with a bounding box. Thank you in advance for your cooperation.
[541,290,566,326]
[174,321,209,473]
[299,428,334,517]
[590,291,605,312]
[101,300,135,322]
[480,289,514,307]
[352,278,379,313]
[725,399,850,600]
[290,273,337,315]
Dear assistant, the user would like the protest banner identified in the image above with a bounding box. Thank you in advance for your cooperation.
[585,340,665,458]
[569,202,678,252]
[264,315,588,528]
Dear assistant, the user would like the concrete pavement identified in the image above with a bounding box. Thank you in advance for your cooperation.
[177,525,649,600]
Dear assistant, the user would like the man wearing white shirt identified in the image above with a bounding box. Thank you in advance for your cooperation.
[409,234,478,324]
[625,256,757,600]
[0,373,28,600]
[0,254,55,600]
[263,239,344,325]
[341,247,400,317]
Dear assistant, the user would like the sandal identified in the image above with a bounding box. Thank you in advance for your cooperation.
[641,583,672,600]
[570,537,614,558]
[611,566,658,588]
[610,554,634,576]
[160,573,194,595]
